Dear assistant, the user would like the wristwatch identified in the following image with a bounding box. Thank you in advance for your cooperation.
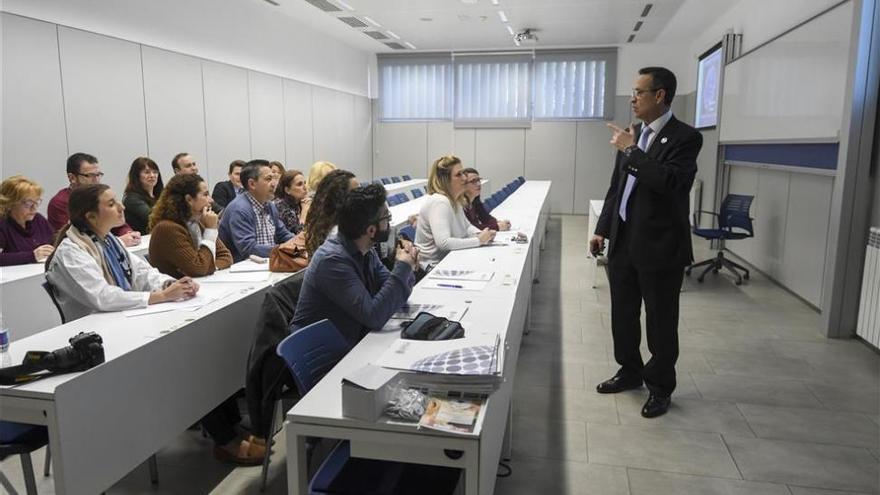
[623,144,638,157]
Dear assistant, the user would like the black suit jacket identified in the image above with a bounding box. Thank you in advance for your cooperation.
[212,180,236,210]
[595,115,702,271]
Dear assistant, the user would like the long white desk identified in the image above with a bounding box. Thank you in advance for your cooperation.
[0,262,291,495]
[0,235,152,342]
[285,181,551,495]
[383,178,427,197]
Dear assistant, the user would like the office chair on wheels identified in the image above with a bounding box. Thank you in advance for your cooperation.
[686,194,754,286]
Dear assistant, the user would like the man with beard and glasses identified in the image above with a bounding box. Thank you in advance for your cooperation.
[291,183,418,348]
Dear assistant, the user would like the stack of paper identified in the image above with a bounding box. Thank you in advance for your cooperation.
[376,333,501,377]
[229,259,270,273]
[122,285,236,317]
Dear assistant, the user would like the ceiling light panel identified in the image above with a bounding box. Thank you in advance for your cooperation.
[304,0,341,12]
[506,25,514,35]
[334,0,354,10]
[337,16,368,27]
[497,10,508,22]
[362,15,381,27]
[386,30,401,39]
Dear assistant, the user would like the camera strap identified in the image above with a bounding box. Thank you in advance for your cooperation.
[0,351,57,386]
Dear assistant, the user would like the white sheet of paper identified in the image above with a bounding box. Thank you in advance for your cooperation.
[428,270,494,282]
[229,259,270,273]
[420,279,490,292]
[123,286,235,317]
[199,270,271,283]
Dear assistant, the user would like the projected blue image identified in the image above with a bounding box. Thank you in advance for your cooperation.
[696,46,722,128]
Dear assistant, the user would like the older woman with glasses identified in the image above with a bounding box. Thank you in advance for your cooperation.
[0,175,55,265]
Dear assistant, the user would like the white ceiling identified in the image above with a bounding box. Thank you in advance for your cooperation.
[268,0,735,52]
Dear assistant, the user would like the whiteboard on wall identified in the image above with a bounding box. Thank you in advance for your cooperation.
[719,1,854,143]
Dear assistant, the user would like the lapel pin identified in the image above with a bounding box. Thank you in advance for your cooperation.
[660,137,668,144]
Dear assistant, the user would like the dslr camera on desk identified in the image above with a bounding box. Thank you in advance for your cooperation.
[0,331,105,385]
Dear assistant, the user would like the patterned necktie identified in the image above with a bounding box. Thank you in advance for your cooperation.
[618,126,653,222]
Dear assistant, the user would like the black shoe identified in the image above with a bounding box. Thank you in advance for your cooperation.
[641,394,671,418]
[596,375,643,394]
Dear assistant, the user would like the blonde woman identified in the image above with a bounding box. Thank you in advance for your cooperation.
[414,155,495,269]
[306,161,337,196]
[0,176,54,265]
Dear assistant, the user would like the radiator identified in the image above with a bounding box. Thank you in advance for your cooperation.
[857,227,880,348]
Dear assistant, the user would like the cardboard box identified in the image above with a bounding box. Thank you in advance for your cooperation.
[341,364,400,422]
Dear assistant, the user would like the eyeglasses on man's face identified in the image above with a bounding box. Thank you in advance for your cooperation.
[631,88,662,99]
[77,172,105,179]
[466,177,482,185]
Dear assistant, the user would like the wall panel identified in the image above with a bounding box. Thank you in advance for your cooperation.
[141,46,207,180]
[313,87,354,174]
[282,79,314,172]
[248,71,285,163]
[58,26,147,190]
[1,14,68,203]
[525,122,576,214]
[202,60,250,186]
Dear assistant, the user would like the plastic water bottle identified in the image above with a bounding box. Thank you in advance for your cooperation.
[0,313,8,353]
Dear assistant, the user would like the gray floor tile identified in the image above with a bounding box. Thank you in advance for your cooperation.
[512,414,588,462]
[803,380,880,414]
[628,468,791,495]
[494,456,629,495]
[513,385,619,425]
[725,436,879,493]
[738,403,879,448]
[616,396,755,437]
[518,336,609,364]
[788,488,875,495]
[516,359,586,389]
[702,350,816,380]
[691,373,824,409]
[586,423,740,478]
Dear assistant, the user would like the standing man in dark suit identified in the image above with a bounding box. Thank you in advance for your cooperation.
[591,67,702,418]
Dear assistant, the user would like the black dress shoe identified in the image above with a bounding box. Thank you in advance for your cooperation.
[641,394,671,418]
[596,375,643,394]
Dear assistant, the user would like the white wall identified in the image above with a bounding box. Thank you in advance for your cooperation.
[0,0,371,97]
[372,95,652,215]
[1,13,373,213]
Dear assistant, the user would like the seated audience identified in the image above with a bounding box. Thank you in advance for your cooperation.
[48,152,140,246]
[269,161,285,182]
[272,169,310,234]
[307,160,337,197]
[212,160,245,209]
[148,173,233,278]
[45,184,197,322]
[218,160,293,262]
[147,174,253,465]
[123,156,164,234]
[462,167,510,231]
[303,169,358,257]
[0,176,54,266]
[171,152,199,176]
[415,155,495,269]
[292,183,418,348]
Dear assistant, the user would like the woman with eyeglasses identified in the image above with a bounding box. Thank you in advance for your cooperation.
[123,157,164,234]
[45,184,198,322]
[462,167,511,231]
[415,155,495,270]
[0,176,55,266]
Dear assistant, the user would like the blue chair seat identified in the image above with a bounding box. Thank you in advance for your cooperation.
[693,228,751,240]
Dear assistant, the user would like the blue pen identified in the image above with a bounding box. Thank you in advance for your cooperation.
[437,283,464,289]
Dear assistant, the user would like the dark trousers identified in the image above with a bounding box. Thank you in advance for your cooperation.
[608,221,684,396]
[200,395,242,446]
